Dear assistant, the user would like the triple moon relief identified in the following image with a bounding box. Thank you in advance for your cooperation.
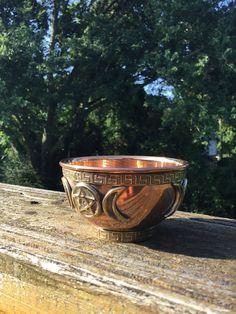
[62,176,187,222]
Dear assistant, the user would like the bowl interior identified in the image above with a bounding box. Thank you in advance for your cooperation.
[61,156,188,172]
[72,158,178,168]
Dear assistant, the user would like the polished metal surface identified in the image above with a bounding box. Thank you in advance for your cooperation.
[60,155,188,172]
[60,156,188,242]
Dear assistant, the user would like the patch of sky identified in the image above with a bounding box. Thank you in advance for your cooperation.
[217,0,234,9]
[65,66,73,73]
[135,75,175,100]
[69,0,85,4]
[145,79,175,100]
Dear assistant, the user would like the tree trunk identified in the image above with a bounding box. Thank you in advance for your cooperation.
[40,0,61,189]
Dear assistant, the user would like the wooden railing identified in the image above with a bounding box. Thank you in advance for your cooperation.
[0,183,235,314]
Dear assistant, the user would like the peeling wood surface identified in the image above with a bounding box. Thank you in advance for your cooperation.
[0,182,235,314]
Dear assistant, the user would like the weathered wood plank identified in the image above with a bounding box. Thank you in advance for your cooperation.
[0,182,235,314]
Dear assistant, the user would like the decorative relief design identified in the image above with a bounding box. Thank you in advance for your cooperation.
[72,182,102,218]
[71,183,130,222]
[62,170,187,224]
[163,179,188,218]
[61,176,74,208]
[63,169,185,186]
[98,227,155,243]
[102,186,129,222]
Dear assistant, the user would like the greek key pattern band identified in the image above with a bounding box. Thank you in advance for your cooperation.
[98,227,156,242]
[63,169,185,186]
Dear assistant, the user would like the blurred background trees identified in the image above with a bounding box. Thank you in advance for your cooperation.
[0,0,235,218]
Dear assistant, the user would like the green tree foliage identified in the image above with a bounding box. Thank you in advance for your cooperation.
[0,0,235,217]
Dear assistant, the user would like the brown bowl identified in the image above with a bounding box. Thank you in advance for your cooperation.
[60,156,188,242]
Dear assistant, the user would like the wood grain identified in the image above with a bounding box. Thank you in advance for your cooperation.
[0,183,235,314]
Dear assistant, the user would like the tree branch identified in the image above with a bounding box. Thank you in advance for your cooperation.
[12,113,40,172]
[102,0,121,14]
[51,96,106,156]
[49,0,60,54]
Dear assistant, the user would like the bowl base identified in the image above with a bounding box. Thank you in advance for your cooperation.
[98,226,157,243]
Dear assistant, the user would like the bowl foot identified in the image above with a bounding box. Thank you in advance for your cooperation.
[98,226,157,243]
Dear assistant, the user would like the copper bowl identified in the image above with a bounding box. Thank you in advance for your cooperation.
[60,156,188,242]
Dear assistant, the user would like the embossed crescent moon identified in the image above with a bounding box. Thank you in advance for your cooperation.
[102,186,130,222]
[61,176,74,208]
[163,178,188,218]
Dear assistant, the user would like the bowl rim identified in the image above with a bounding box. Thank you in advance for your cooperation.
[59,155,188,173]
